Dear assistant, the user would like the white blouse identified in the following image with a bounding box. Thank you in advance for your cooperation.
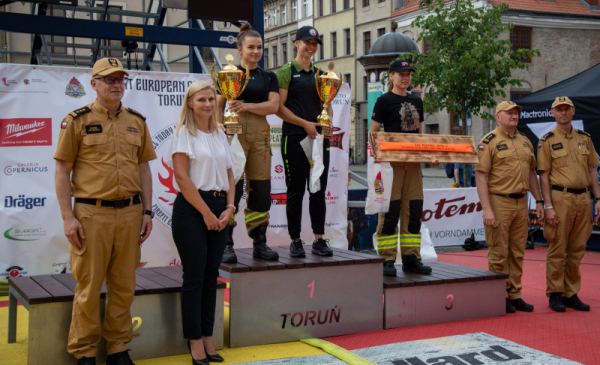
[166,126,235,192]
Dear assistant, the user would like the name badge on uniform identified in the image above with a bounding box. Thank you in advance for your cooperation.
[496,144,508,151]
[552,143,563,150]
[127,126,140,134]
[85,125,103,134]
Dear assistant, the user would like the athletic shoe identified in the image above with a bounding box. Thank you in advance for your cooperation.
[311,238,333,256]
[289,239,306,257]
[506,298,516,313]
[563,294,590,311]
[383,260,397,276]
[549,292,566,312]
[510,298,534,312]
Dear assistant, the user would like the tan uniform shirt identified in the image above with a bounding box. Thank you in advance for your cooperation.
[537,126,599,189]
[475,127,536,195]
[54,100,157,200]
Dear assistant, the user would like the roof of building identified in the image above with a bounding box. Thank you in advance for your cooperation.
[389,0,600,19]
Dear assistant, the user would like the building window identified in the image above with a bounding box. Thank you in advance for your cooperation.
[344,0,350,9]
[379,0,385,3]
[281,4,287,25]
[377,27,385,38]
[363,0,370,7]
[319,35,324,60]
[511,28,532,63]
[49,7,67,54]
[394,0,408,9]
[331,0,337,13]
[97,4,123,58]
[292,1,298,20]
[271,8,277,26]
[264,11,268,28]
[331,32,337,58]
[302,0,308,18]
[265,48,269,68]
[344,29,351,55]
[344,73,351,89]
[363,31,371,54]
[282,42,287,64]
[423,40,434,54]
[273,46,278,67]
[318,0,323,16]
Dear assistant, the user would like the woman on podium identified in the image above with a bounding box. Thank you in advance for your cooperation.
[370,60,434,277]
[276,26,333,258]
[168,80,235,364]
[217,23,280,263]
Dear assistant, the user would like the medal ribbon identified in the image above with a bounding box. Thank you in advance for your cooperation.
[379,142,473,153]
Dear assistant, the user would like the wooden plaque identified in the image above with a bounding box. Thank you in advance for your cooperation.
[370,132,479,164]
[321,125,333,138]
[225,124,243,135]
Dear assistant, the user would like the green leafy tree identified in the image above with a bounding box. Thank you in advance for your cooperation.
[409,0,539,184]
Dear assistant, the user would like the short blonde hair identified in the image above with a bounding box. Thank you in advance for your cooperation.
[175,80,220,136]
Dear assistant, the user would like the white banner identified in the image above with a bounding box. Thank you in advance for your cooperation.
[422,188,485,246]
[0,64,350,276]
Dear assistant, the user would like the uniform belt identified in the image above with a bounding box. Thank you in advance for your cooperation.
[551,185,589,194]
[75,194,141,208]
[492,193,525,199]
[199,190,227,199]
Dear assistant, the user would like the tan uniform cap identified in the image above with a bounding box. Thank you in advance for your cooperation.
[496,100,522,113]
[551,96,574,108]
[92,58,129,77]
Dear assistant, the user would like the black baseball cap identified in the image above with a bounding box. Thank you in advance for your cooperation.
[296,26,322,44]
[389,60,415,73]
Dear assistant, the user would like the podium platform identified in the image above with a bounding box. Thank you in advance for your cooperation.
[219,247,385,348]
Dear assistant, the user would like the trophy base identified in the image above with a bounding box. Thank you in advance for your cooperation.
[225,124,243,135]
[321,125,333,138]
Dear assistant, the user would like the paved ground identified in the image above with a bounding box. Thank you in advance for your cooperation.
[348,163,453,190]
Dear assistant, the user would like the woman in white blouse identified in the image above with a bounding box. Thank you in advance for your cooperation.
[167,80,235,364]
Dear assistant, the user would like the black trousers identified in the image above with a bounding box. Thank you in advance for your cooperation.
[171,192,228,339]
[282,134,330,240]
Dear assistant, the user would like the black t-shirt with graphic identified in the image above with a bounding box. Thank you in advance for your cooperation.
[371,92,424,133]
[218,66,278,104]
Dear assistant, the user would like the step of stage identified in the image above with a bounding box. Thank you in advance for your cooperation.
[8,267,226,365]
[383,262,508,329]
[219,247,385,348]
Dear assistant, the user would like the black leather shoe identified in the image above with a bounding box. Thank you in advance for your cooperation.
[383,260,397,277]
[401,254,432,275]
[510,298,534,312]
[563,294,590,311]
[77,357,96,365]
[506,298,516,313]
[106,350,135,365]
[251,225,279,261]
[187,340,209,365]
[549,292,566,312]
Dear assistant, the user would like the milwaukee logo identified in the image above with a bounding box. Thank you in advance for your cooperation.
[520,109,551,119]
[5,120,46,138]
[0,118,52,147]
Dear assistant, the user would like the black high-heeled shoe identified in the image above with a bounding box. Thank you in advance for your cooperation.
[205,350,224,363]
[187,340,209,365]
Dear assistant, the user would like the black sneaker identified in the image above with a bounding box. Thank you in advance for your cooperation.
[506,298,516,313]
[290,239,306,257]
[311,238,333,256]
[222,226,237,263]
[510,298,534,312]
[549,292,566,312]
[106,350,135,365]
[383,260,397,276]
[563,294,590,311]
[77,357,96,365]
[251,225,279,261]
[401,254,432,275]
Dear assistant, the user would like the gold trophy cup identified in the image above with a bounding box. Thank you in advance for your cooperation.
[210,54,250,135]
[315,61,342,138]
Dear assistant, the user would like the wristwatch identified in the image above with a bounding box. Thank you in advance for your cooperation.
[143,209,155,218]
[536,200,544,205]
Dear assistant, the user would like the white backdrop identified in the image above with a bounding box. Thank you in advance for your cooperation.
[0,64,350,276]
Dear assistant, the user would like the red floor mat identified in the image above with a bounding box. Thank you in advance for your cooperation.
[326,246,600,365]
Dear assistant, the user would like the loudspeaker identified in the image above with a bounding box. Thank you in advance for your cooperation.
[188,0,254,23]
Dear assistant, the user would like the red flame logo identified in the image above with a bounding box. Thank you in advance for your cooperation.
[158,157,178,205]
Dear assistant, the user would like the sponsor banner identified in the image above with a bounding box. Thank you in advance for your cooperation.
[0,64,349,274]
[422,188,485,246]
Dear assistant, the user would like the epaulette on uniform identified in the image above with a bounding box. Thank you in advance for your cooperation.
[68,106,91,119]
[518,130,527,136]
[577,129,591,137]
[127,107,146,121]
[540,131,554,142]
[482,133,496,144]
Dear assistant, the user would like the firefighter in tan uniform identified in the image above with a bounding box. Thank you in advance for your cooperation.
[475,101,544,313]
[538,96,600,312]
[54,58,157,365]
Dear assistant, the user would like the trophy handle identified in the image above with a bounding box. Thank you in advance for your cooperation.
[315,71,323,99]
[239,64,251,96]
[210,63,225,96]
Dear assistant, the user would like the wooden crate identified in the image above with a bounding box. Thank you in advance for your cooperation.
[370,132,479,164]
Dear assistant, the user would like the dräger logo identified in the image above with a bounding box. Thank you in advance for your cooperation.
[0,118,52,147]
[4,195,47,209]
[520,109,551,119]
[4,162,49,175]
